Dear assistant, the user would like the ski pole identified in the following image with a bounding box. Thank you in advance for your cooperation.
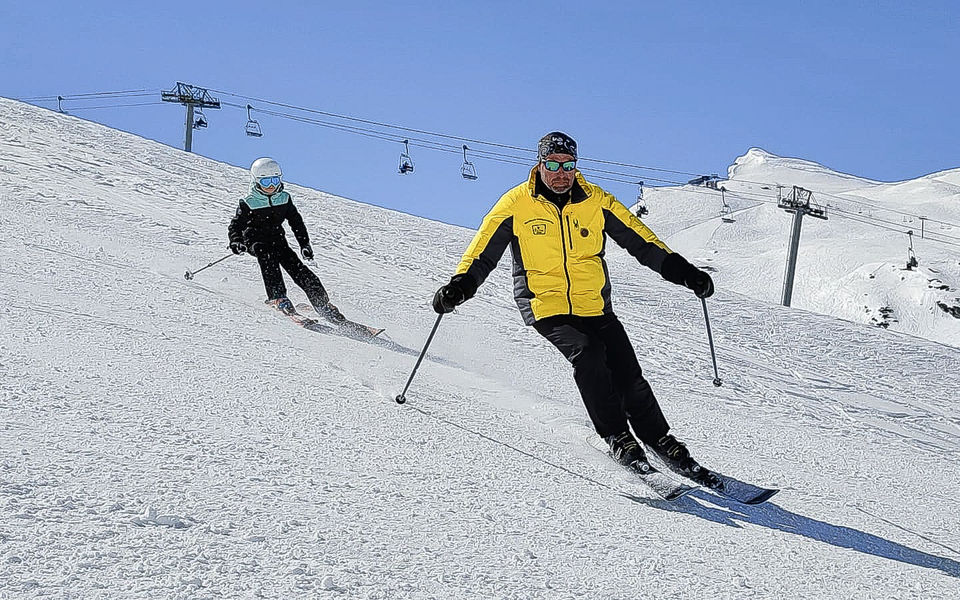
[700,297,723,387]
[395,312,444,404]
[184,253,233,280]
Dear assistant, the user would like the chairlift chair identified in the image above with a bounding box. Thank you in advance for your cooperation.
[398,140,414,174]
[460,145,478,180]
[635,182,649,216]
[193,108,208,129]
[906,231,919,270]
[245,104,263,138]
[57,95,67,114]
[720,186,735,223]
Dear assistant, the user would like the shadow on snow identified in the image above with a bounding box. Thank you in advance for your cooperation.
[624,489,960,578]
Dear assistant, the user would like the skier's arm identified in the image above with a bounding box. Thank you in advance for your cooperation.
[228,201,250,244]
[601,192,673,274]
[450,195,516,300]
[284,197,311,248]
[601,193,713,294]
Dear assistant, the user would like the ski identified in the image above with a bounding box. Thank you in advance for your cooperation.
[296,303,385,339]
[649,456,779,505]
[703,473,779,505]
[266,299,331,334]
[632,468,699,502]
[586,435,697,502]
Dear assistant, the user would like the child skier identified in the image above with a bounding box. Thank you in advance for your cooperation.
[228,157,346,323]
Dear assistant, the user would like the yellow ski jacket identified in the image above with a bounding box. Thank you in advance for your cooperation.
[454,166,677,325]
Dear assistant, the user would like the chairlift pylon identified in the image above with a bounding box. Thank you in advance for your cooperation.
[398,140,414,174]
[460,145,478,180]
[245,104,263,138]
[634,181,649,217]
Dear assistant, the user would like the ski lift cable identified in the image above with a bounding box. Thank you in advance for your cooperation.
[216,95,959,234]
[22,88,897,212]
[17,88,956,248]
[210,88,535,154]
[225,101,466,150]
[62,101,165,111]
[829,205,960,243]
[221,103,785,199]
[828,204,960,241]
[15,88,158,101]
[31,99,956,251]
[730,179,960,230]
[210,88,726,178]
[17,87,957,228]
[817,190,960,229]
[246,103,476,154]
[829,212,960,252]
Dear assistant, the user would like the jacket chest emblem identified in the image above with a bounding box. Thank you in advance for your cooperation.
[570,217,589,237]
[532,224,547,235]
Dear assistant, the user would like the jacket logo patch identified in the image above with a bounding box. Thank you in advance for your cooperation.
[532,224,547,235]
[580,228,589,237]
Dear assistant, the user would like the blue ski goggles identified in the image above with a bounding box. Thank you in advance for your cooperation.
[258,176,281,187]
[542,160,577,172]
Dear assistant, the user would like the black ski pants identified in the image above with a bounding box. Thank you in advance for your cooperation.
[254,241,329,308]
[533,313,670,444]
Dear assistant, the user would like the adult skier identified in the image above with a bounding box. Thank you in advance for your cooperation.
[228,157,345,323]
[432,132,719,486]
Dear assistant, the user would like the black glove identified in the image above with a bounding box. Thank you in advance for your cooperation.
[229,241,247,255]
[301,244,314,260]
[660,253,714,298]
[432,281,467,314]
[247,242,262,257]
[684,268,715,299]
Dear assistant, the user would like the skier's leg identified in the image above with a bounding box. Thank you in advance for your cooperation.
[275,244,332,305]
[532,315,629,438]
[256,246,288,301]
[595,314,670,446]
[597,316,719,485]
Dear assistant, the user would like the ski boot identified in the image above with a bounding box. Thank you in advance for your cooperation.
[652,434,722,489]
[267,297,296,314]
[606,431,653,474]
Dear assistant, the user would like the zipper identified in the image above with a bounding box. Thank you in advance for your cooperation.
[549,203,573,314]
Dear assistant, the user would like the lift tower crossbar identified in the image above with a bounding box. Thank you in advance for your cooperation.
[161,82,221,152]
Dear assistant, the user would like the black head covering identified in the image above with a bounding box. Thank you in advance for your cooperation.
[537,131,578,161]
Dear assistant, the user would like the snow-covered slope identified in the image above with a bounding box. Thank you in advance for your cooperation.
[2,98,959,599]
[640,148,960,347]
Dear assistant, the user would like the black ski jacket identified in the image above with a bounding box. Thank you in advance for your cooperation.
[228,185,310,248]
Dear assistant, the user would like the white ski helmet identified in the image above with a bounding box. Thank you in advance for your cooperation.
[250,157,282,184]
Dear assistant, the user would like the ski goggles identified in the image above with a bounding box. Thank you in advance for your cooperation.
[258,176,281,187]
[542,160,577,172]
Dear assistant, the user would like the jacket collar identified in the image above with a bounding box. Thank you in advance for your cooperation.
[526,165,590,204]
[249,182,285,200]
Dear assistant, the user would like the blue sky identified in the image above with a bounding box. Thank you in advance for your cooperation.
[3,1,958,227]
